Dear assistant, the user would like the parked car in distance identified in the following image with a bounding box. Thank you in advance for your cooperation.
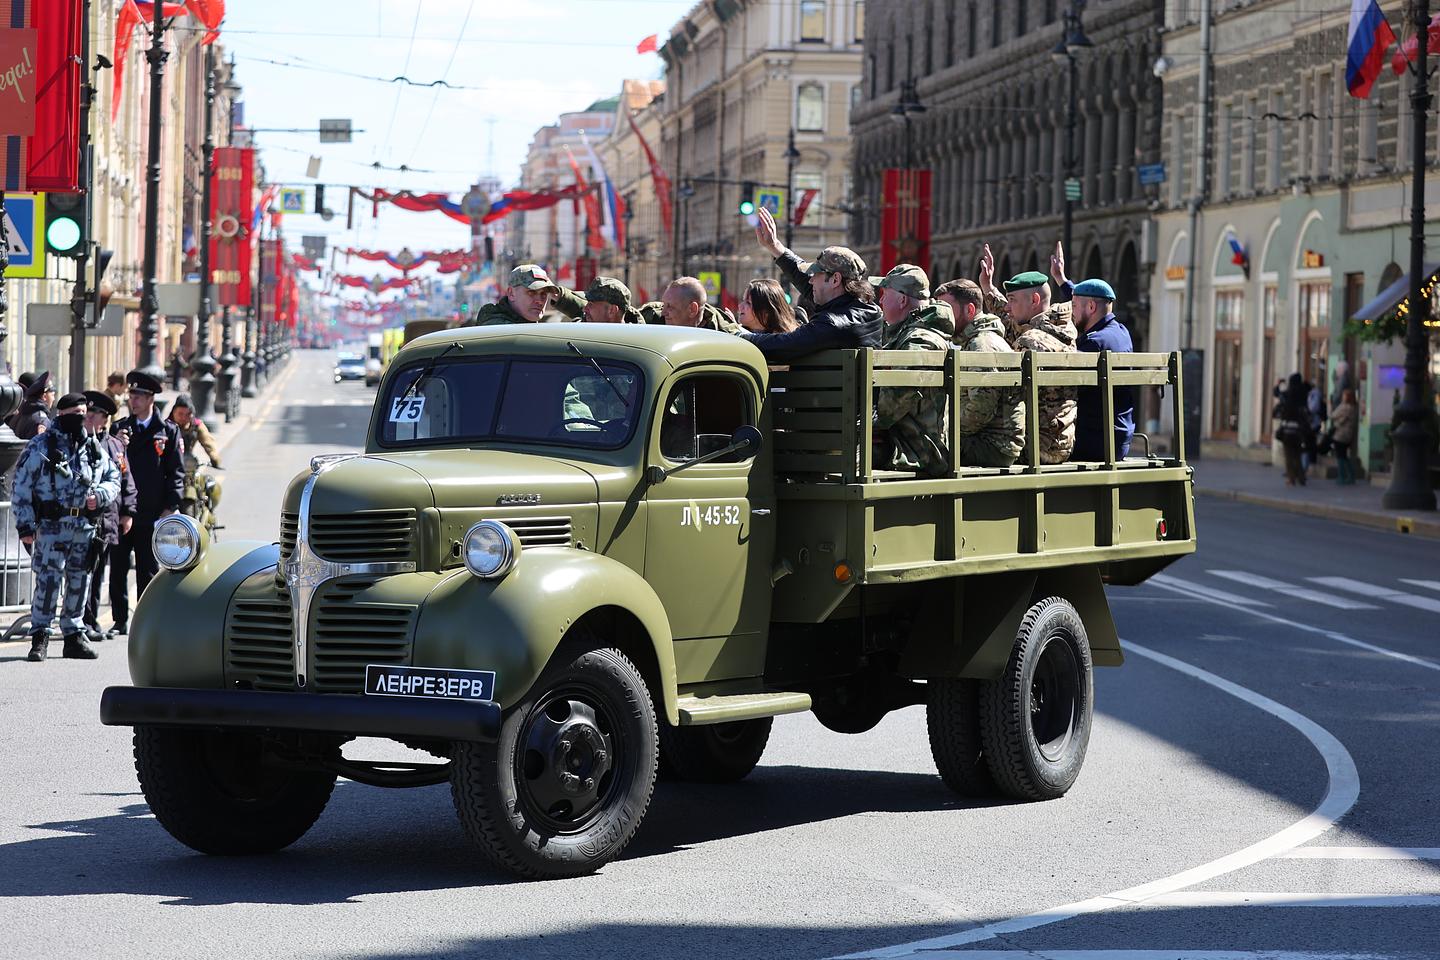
[334,353,366,383]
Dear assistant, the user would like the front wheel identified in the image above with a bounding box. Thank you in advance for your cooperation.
[133,727,337,854]
[450,645,658,879]
[979,596,1093,801]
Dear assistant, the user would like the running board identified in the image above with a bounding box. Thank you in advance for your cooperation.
[675,689,812,726]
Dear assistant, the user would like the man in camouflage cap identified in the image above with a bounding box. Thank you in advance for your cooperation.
[872,265,955,476]
[582,276,642,324]
[465,264,584,326]
[935,278,1024,468]
[977,243,1078,464]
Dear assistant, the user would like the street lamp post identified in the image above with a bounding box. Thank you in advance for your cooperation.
[1050,1,1092,257]
[136,9,171,379]
[1383,0,1437,511]
[216,60,242,412]
[623,204,634,289]
[784,128,800,252]
[189,40,218,418]
[890,78,926,170]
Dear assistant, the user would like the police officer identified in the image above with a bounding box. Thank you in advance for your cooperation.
[13,393,121,661]
[82,390,136,644]
[107,370,185,636]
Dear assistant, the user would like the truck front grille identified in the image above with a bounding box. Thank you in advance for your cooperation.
[278,508,416,564]
[226,584,295,691]
[495,515,573,548]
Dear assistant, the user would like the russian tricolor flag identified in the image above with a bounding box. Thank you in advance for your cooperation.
[1347,0,1397,99]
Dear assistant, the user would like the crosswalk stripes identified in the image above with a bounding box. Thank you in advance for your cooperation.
[1400,578,1440,594]
[1206,571,1379,610]
[1307,577,1440,614]
[1149,573,1272,607]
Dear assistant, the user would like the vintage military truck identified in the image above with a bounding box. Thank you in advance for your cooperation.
[101,324,1195,879]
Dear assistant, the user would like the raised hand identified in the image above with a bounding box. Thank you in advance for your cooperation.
[755,206,785,257]
[979,243,996,292]
[1050,240,1068,287]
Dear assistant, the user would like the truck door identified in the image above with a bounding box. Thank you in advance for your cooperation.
[644,368,774,656]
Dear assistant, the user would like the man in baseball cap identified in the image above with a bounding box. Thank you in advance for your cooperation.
[465,264,585,326]
[582,276,640,324]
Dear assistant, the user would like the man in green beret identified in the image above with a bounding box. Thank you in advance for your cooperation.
[872,265,956,476]
[979,242,1079,463]
[464,264,585,326]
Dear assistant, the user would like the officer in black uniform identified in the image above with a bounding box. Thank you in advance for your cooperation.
[82,390,137,642]
[107,370,184,636]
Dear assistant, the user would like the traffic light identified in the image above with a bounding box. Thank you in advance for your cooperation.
[738,181,757,216]
[45,192,85,259]
[483,236,495,263]
[314,184,326,214]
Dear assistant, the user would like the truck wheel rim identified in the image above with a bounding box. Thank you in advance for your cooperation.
[516,685,619,833]
[1030,633,1080,763]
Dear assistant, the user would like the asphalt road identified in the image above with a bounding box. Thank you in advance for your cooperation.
[1,348,1436,960]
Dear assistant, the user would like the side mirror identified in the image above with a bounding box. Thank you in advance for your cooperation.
[649,424,763,484]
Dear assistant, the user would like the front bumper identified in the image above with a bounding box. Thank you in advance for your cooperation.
[100,686,500,743]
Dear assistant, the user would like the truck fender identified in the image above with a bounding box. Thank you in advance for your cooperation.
[412,549,679,725]
[129,541,280,688]
[1034,565,1122,666]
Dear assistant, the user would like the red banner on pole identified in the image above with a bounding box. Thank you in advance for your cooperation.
[210,146,254,306]
[879,169,933,273]
[0,0,83,192]
[259,238,278,327]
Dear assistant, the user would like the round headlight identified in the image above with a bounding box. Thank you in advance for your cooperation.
[153,515,204,571]
[463,520,521,580]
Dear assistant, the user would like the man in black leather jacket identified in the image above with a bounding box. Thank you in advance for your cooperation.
[746,207,882,363]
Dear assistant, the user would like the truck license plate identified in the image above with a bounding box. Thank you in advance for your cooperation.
[364,664,496,702]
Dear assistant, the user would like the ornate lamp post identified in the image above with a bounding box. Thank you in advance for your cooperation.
[889,78,927,170]
[1050,0,1092,256]
[136,8,171,379]
[188,40,218,417]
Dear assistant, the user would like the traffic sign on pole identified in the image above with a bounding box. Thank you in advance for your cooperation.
[2,192,44,279]
[1064,178,1083,202]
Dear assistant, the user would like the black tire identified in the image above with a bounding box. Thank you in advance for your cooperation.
[979,596,1093,801]
[926,678,996,797]
[450,646,658,879]
[133,726,337,855]
[658,717,772,783]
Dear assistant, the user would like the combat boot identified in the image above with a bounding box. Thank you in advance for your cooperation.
[26,631,48,662]
[62,632,99,660]
[86,625,105,643]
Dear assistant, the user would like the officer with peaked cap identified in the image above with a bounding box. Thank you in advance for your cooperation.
[106,369,185,636]
[81,390,136,643]
[12,392,120,660]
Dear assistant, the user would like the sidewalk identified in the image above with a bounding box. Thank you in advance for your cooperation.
[1192,457,1440,540]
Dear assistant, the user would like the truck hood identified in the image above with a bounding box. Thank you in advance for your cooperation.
[377,449,599,510]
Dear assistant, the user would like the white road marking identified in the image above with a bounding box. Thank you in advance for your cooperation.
[1150,573,1272,607]
[1400,579,1440,593]
[913,953,1397,960]
[1207,571,1378,610]
[1139,891,1440,909]
[1149,579,1440,674]
[1280,846,1440,860]
[831,641,1359,960]
[1306,577,1440,614]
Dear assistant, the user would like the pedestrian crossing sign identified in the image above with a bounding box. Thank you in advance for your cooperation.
[2,192,44,279]
[755,187,786,221]
[280,188,306,213]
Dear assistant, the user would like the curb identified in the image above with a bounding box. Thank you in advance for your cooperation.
[1196,485,1440,541]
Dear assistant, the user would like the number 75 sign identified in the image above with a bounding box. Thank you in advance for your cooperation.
[389,396,425,423]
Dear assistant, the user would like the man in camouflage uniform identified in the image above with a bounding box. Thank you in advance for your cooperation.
[464,264,585,326]
[13,393,122,661]
[581,276,643,324]
[975,244,1079,464]
[935,278,1024,467]
[872,265,955,476]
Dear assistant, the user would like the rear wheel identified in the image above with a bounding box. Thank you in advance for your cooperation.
[450,645,658,879]
[659,718,772,783]
[979,597,1093,801]
[926,678,996,797]
[134,727,336,854]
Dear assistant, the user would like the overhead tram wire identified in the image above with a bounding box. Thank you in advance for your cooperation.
[405,0,478,168]
[376,0,427,179]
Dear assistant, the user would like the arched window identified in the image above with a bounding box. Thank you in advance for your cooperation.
[800,0,826,42]
[797,83,825,132]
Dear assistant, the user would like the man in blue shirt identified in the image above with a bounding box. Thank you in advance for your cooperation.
[1071,279,1135,461]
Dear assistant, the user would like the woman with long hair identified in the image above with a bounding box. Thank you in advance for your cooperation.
[737,278,799,334]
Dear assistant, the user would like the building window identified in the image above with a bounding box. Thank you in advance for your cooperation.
[1217,101,1232,201]
[800,0,826,42]
[1212,289,1244,438]
[797,83,824,132]
[924,3,934,75]
[850,83,862,114]
[868,53,877,97]
[1016,1,1026,36]
[1045,0,1057,25]
[1266,89,1283,192]
[1297,280,1331,386]
[945,1,956,68]
[886,38,895,91]
[854,1,865,41]
[1242,94,1258,195]
[1261,284,1277,441]
[991,0,1002,47]
[967,4,977,57]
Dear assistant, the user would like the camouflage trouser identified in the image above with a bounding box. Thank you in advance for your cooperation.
[30,520,98,634]
[960,434,1019,468]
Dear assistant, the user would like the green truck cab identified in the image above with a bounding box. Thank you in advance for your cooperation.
[101,323,1196,879]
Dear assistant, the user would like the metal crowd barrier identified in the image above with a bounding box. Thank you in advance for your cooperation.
[0,500,35,639]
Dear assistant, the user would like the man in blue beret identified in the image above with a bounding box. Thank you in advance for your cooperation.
[1071,278,1135,461]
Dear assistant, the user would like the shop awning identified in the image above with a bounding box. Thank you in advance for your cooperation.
[1353,262,1440,322]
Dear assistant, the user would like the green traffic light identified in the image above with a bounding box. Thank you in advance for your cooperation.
[738,200,756,216]
[46,216,82,254]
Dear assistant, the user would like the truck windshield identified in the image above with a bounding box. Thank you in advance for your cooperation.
[378,357,645,449]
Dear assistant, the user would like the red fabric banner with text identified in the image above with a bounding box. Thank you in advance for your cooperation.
[880,169,933,273]
[209,146,254,306]
[0,0,83,192]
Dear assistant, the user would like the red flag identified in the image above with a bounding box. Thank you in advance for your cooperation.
[564,146,606,252]
[794,188,820,226]
[112,2,189,123]
[1391,12,1440,75]
[209,146,254,305]
[182,0,224,42]
[880,169,933,273]
[627,110,673,239]
[1,0,84,192]
[636,34,658,55]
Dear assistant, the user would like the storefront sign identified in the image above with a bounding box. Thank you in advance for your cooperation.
[0,1,83,192]
[1165,266,1186,282]
[0,30,37,136]
[1302,249,1325,269]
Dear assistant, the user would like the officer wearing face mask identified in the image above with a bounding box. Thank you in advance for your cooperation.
[12,392,121,662]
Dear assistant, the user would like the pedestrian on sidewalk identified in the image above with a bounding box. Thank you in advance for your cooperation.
[12,393,121,661]
[1302,379,1327,474]
[1330,388,1359,485]
[1273,373,1312,486]
[81,391,136,642]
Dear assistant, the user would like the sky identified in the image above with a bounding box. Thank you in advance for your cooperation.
[219,0,694,273]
